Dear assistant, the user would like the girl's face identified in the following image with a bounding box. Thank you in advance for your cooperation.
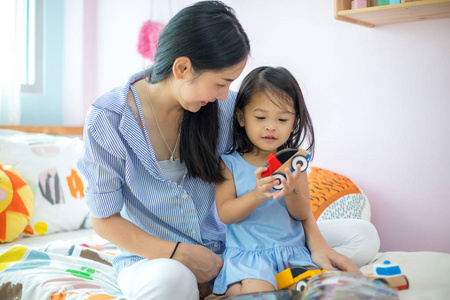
[238,91,297,154]
[178,59,247,112]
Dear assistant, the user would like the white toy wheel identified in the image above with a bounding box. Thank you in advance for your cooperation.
[291,155,308,172]
[296,279,308,291]
[272,173,285,190]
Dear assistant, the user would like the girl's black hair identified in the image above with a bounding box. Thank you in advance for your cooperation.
[148,1,250,184]
[230,66,315,158]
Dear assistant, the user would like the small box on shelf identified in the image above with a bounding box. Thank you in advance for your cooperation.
[352,0,368,9]
[379,0,401,5]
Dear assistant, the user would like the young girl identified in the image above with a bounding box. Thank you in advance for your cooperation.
[213,66,324,295]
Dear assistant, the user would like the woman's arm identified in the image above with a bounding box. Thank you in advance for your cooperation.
[92,213,223,283]
[302,212,362,274]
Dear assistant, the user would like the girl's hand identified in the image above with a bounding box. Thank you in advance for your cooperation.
[273,164,302,200]
[311,245,362,274]
[254,167,277,203]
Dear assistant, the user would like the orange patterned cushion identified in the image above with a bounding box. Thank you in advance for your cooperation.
[308,167,370,221]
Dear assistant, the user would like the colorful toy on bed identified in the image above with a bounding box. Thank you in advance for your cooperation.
[0,165,34,243]
[276,260,409,292]
[275,265,327,290]
[370,260,409,291]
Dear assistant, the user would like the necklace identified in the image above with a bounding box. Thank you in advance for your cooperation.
[147,83,180,162]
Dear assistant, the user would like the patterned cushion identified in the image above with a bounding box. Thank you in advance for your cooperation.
[308,167,371,221]
[0,130,90,237]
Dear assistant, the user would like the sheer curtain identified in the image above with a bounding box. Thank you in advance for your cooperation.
[0,1,23,125]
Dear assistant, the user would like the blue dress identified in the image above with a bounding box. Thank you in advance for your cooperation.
[213,151,315,294]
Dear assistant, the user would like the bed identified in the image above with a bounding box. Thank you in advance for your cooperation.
[1,126,449,299]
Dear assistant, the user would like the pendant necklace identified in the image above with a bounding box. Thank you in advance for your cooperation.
[147,83,180,162]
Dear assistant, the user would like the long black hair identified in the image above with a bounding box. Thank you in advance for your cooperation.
[148,1,250,183]
[230,66,315,158]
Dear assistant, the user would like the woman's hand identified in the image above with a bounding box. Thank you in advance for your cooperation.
[92,215,224,281]
[173,243,224,283]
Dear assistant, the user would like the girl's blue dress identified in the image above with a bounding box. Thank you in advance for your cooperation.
[213,151,315,294]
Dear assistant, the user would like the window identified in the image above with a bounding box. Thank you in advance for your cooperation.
[20,0,43,93]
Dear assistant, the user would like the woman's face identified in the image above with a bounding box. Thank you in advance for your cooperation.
[178,58,247,112]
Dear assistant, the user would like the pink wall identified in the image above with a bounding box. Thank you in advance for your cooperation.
[66,0,450,253]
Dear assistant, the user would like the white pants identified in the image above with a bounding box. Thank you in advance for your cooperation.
[317,219,380,268]
[117,258,199,300]
[117,219,380,299]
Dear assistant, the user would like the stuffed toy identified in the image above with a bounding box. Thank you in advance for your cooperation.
[0,165,34,243]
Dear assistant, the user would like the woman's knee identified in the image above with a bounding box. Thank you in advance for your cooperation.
[318,219,380,267]
[118,258,199,300]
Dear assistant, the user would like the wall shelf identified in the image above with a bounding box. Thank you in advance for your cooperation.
[334,0,450,27]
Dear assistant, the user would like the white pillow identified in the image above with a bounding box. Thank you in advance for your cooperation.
[0,130,91,236]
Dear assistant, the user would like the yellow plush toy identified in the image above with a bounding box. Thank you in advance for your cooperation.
[0,165,34,243]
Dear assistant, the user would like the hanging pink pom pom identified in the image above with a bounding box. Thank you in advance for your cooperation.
[137,20,165,62]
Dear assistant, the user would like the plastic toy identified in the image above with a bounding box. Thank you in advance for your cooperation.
[275,265,326,291]
[276,261,409,292]
[370,260,409,290]
[261,148,310,190]
[373,260,401,277]
[373,275,409,291]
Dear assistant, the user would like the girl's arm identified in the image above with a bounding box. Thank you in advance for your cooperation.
[215,161,276,224]
[91,213,224,283]
[275,164,311,221]
[302,212,362,274]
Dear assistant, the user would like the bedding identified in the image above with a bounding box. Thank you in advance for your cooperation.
[1,233,449,299]
[0,231,126,300]
[1,126,449,299]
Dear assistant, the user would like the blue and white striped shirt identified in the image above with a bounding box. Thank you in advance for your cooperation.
[77,70,235,273]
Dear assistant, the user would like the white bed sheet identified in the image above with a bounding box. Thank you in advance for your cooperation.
[0,228,99,254]
[361,251,450,299]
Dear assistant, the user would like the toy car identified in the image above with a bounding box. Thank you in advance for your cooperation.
[373,275,409,291]
[275,265,326,291]
[373,260,401,277]
[369,260,409,290]
[261,148,310,190]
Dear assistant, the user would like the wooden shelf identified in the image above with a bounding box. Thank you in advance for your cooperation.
[0,125,84,136]
[335,0,450,27]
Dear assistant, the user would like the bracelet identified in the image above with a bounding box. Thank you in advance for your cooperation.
[170,242,181,259]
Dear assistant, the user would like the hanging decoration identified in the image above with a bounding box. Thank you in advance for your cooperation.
[137,20,165,63]
[137,0,172,63]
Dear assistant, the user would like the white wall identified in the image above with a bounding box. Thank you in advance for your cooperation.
[68,0,450,253]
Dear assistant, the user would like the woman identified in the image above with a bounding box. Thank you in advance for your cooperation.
[78,1,379,299]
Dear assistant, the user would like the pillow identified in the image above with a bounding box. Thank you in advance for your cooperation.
[308,167,371,222]
[0,130,91,236]
[0,165,34,243]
